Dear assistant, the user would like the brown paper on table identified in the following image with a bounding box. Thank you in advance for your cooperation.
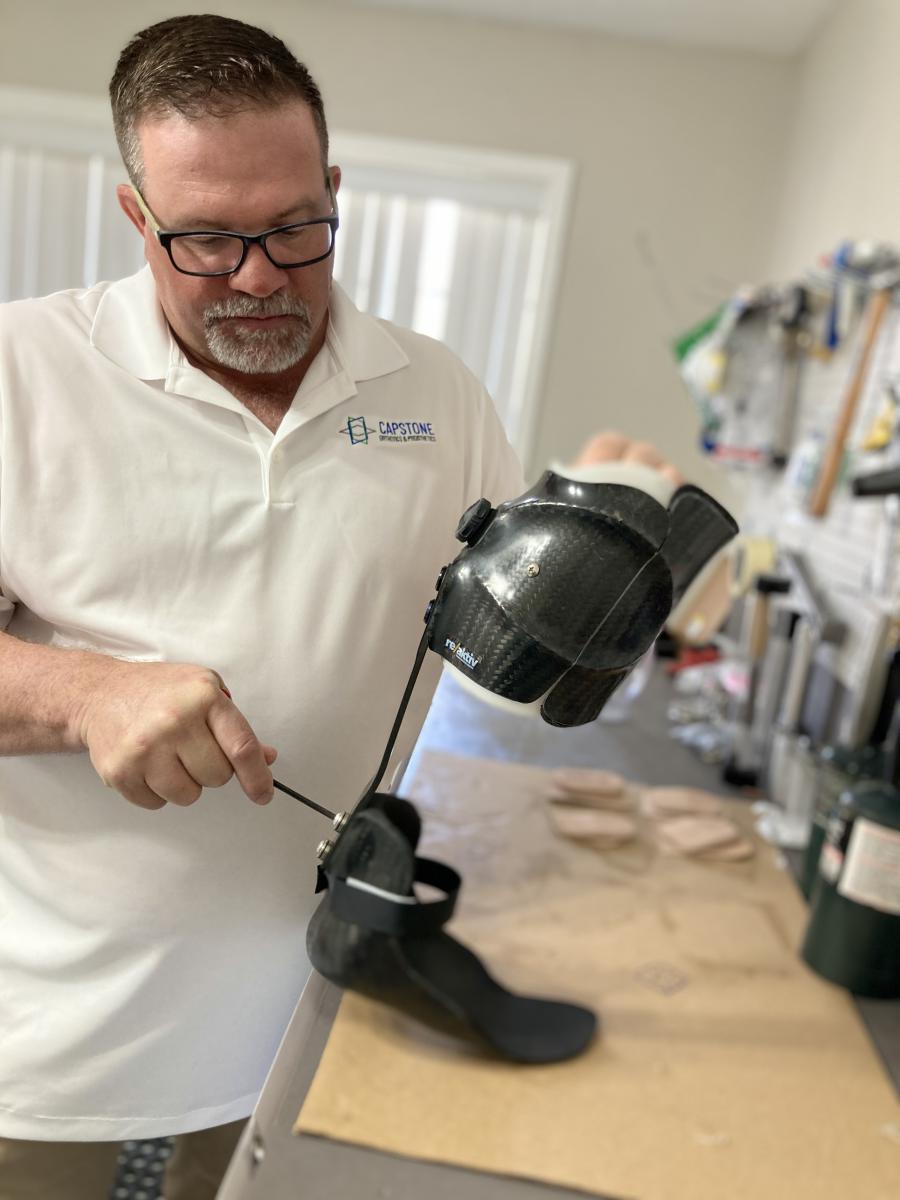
[296,751,900,1200]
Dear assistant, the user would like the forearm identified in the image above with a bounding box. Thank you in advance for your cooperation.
[0,630,115,755]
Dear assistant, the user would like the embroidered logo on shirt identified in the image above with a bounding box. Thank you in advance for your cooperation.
[339,416,376,445]
[339,417,438,445]
[376,420,437,444]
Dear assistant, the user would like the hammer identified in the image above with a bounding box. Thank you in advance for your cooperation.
[808,251,900,519]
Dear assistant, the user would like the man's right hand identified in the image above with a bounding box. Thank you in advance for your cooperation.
[76,659,276,810]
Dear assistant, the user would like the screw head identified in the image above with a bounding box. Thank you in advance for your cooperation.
[332,811,349,834]
[316,838,334,861]
[527,562,540,577]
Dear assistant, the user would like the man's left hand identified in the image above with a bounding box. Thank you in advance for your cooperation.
[571,431,685,487]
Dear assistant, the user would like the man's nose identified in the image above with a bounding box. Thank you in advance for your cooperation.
[229,242,289,297]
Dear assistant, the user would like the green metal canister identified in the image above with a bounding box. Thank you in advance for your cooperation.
[801,781,900,998]
[800,745,885,900]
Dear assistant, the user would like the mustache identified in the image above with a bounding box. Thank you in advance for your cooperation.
[203,294,312,323]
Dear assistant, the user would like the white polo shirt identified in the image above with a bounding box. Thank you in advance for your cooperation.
[0,268,522,1140]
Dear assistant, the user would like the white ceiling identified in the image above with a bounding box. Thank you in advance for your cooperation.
[346,0,838,55]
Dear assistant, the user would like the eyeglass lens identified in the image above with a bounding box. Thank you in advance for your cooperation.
[169,222,334,274]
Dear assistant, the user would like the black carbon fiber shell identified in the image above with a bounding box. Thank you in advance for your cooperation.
[661,484,738,606]
[428,471,737,726]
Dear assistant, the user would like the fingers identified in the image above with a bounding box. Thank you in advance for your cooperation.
[178,721,235,790]
[571,431,686,486]
[144,758,203,807]
[91,752,170,811]
[207,699,274,805]
[620,440,664,469]
[101,750,202,809]
[572,431,629,466]
[106,734,276,812]
[660,463,686,486]
[81,661,276,811]
[115,780,168,811]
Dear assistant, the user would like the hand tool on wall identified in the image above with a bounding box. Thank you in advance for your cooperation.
[771,285,809,468]
[826,589,897,748]
[762,617,818,843]
[861,377,900,450]
[757,552,845,847]
[748,604,799,772]
[869,645,900,750]
[852,462,900,597]
[722,573,791,787]
[675,290,790,468]
[808,262,900,518]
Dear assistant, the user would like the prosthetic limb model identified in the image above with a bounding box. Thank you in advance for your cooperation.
[276,468,738,1063]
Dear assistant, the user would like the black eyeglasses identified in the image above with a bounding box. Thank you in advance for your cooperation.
[131,185,339,277]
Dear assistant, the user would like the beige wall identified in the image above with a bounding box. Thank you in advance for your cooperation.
[767,0,900,278]
[1,0,796,492]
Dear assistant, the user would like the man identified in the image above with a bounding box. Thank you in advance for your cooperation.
[0,15,680,1199]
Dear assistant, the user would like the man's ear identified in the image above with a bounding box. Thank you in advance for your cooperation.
[116,184,146,235]
[329,165,342,199]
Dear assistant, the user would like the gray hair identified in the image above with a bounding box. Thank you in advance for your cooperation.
[109,14,329,191]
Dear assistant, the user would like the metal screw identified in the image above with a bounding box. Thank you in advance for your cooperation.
[332,811,349,834]
[250,1134,266,1168]
[527,562,540,577]
[316,838,334,861]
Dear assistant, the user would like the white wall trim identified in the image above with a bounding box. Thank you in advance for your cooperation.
[0,85,119,157]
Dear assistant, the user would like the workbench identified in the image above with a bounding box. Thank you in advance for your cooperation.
[217,668,900,1200]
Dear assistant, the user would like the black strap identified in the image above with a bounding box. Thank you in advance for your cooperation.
[325,855,461,936]
[356,624,432,812]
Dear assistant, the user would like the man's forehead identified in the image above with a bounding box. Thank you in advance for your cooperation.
[137,103,327,227]
[137,102,322,180]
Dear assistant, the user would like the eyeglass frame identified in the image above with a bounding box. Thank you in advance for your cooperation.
[130,178,340,277]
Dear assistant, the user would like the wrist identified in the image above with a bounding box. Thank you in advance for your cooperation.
[65,650,125,752]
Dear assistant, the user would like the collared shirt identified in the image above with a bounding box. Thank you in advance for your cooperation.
[0,268,522,1140]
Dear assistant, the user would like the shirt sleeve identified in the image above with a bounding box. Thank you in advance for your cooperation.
[473,382,526,507]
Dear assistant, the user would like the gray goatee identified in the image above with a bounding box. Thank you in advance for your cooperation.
[203,294,314,374]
